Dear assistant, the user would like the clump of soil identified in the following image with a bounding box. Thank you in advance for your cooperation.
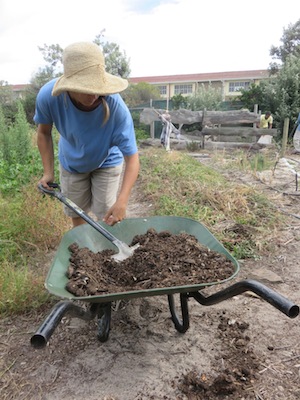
[66,228,236,297]
[177,314,259,399]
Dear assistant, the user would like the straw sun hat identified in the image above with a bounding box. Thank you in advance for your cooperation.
[52,42,128,96]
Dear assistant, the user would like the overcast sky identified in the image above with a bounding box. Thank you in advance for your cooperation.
[0,0,299,84]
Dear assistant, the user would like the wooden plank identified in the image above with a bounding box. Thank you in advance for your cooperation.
[201,127,277,137]
[140,108,260,125]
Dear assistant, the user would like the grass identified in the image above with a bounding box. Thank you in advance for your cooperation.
[139,148,283,257]
[0,146,283,316]
[0,178,70,316]
[0,260,50,316]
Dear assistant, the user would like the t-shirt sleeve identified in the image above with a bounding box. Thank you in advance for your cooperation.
[33,85,54,125]
[110,96,138,156]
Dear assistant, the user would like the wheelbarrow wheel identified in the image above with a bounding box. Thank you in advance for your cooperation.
[96,302,111,342]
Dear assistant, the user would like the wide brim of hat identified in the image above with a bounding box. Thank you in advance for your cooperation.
[52,71,128,96]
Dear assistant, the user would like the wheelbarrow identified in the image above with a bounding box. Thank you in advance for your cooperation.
[31,216,299,349]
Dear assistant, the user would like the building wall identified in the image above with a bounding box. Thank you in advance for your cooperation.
[129,69,269,101]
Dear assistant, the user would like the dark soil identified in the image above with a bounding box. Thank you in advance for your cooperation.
[177,315,259,399]
[66,229,235,297]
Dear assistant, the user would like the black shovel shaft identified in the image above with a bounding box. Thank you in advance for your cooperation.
[38,183,118,244]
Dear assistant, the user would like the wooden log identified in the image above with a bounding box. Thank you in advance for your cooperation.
[140,108,260,125]
[204,141,274,150]
[201,127,277,137]
[202,110,259,125]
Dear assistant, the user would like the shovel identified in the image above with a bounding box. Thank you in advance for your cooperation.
[38,183,139,262]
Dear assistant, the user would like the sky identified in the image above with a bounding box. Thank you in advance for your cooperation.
[0,0,299,85]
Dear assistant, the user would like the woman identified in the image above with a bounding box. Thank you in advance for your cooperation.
[34,41,139,227]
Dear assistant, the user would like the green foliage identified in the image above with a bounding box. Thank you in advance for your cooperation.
[13,101,31,160]
[0,148,44,194]
[270,19,300,64]
[0,81,13,105]
[185,83,223,111]
[130,110,150,140]
[171,94,188,110]
[0,101,30,165]
[30,65,58,90]
[135,128,150,141]
[0,260,50,316]
[0,179,70,315]
[0,105,11,163]
[271,55,300,132]
[102,42,131,78]
[93,32,131,78]
[239,83,266,111]
[0,102,55,194]
[249,55,300,135]
[38,43,63,67]
[123,82,161,108]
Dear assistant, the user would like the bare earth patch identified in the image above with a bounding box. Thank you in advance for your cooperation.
[1,149,300,400]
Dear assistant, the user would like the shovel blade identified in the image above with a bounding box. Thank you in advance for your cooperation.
[111,242,140,262]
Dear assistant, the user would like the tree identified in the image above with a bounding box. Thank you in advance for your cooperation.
[268,55,300,134]
[0,81,17,124]
[94,33,131,78]
[185,84,223,111]
[122,82,161,108]
[269,19,300,71]
[171,94,188,110]
[0,81,13,105]
[0,101,31,165]
[238,82,274,113]
[38,44,63,68]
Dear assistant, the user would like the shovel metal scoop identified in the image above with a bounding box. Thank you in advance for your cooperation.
[38,183,139,262]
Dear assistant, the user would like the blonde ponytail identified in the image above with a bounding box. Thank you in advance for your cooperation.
[100,97,110,125]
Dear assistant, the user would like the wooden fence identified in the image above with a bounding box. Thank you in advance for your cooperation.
[140,108,278,149]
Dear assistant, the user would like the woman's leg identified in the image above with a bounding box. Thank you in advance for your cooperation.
[59,165,92,228]
[90,164,123,220]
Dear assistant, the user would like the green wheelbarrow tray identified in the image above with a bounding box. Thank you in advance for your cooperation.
[45,216,239,302]
[31,216,299,349]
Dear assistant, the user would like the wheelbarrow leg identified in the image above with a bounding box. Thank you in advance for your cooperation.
[168,293,190,333]
[93,302,112,342]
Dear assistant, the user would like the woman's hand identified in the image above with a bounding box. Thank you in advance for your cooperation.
[103,201,127,226]
[38,173,55,190]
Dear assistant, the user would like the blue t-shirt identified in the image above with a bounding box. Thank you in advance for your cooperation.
[34,79,138,173]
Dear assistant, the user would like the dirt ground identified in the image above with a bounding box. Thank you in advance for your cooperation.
[1,148,300,400]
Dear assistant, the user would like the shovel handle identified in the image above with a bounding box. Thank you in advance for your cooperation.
[38,182,61,196]
[38,182,119,244]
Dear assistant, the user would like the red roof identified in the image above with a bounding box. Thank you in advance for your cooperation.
[12,84,28,91]
[129,69,269,84]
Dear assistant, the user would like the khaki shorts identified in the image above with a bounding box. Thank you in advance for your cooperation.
[59,164,123,220]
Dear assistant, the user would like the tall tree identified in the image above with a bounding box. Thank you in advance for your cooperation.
[185,84,223,111]
[38,43,64,68]
[269,55,300,133]
[269,19,300,72]
[122,82,160,108]
[94,33,131,78]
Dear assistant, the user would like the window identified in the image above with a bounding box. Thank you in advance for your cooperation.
[158,85,167,95]
[229,81,250,93]
[174,84,193,95]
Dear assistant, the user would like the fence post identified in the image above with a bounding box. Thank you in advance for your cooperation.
[280,118,289,158]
